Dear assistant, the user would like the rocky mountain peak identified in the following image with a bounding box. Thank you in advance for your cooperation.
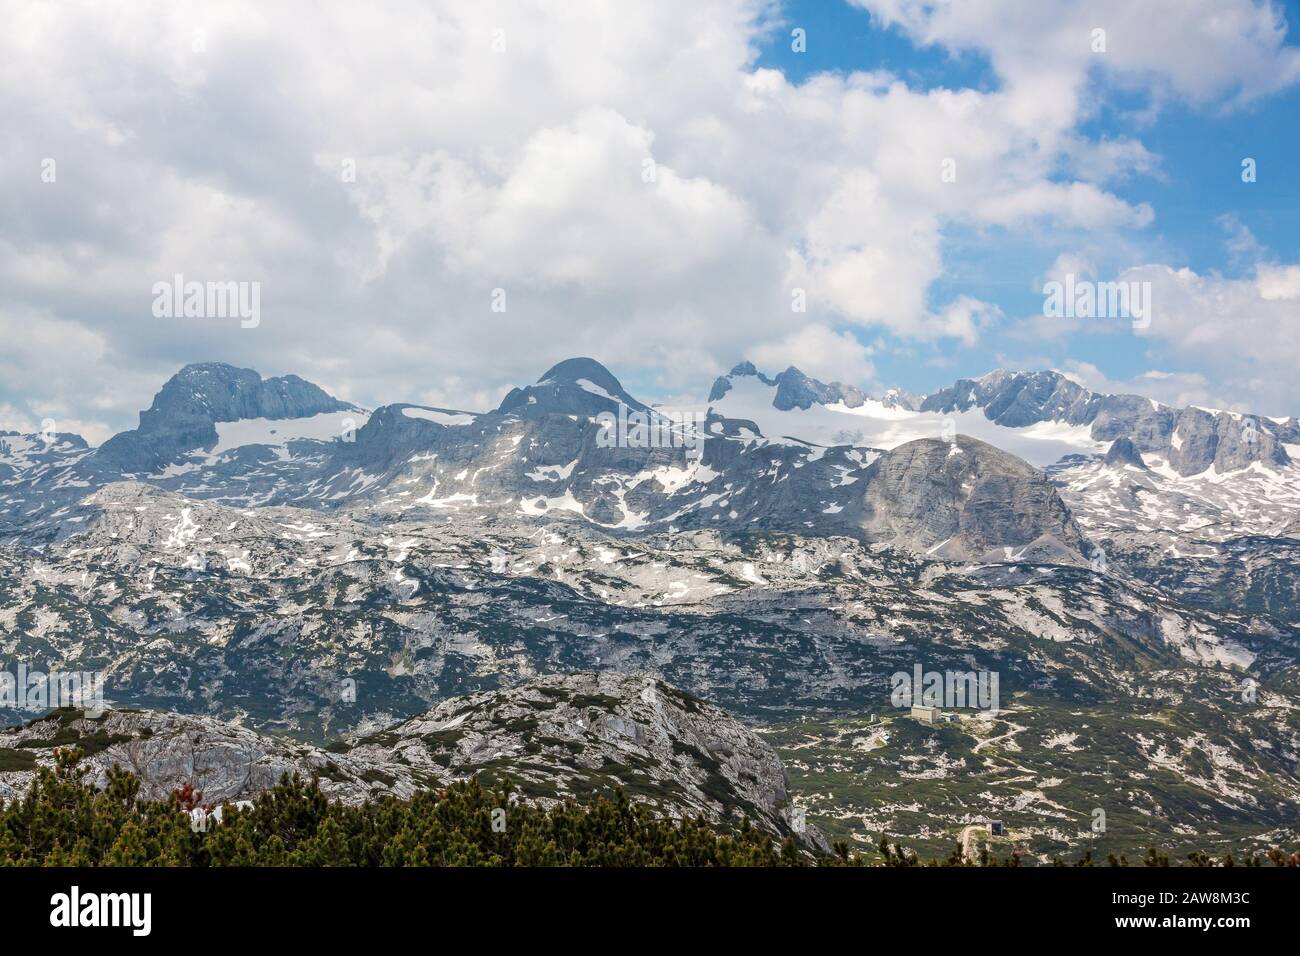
[709,360,867,411]
[771,366,868,411]
[861,435,1087,563]
[709,360,775,401]
[918,369,1299,476]
[148,363,352,422]
[89,363,353,474]
[498,357,648,416]
[1104,436,1147,468]
[923,369,1095,428]
[878,386,921,411]
[537,357,624,391]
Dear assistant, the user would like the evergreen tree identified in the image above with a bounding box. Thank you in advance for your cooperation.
[0,748,1288,868]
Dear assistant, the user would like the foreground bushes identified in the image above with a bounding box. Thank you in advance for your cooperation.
[0,748,807,866]
[1,748,1294,867]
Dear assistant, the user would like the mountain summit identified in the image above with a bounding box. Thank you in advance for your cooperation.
[922,368,1292,475]
[92,363,354,473]
[497,357,649,417]
[709,362,867,410]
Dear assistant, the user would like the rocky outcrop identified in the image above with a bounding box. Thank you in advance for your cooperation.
[0,674,815,846]
[92,363,354,474]
[0,707,393,805]
[1166,407,1290,476]
[860,435,1087,563]
[1104,437,1146,468]
[346,672,811,842]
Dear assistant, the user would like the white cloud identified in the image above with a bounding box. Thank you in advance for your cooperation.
[1,0,1297,440]
[1041,252,1097,287]
[933,296,1004,346]
[1122,261,1300,414]
[855,0,1300,110]
[973,181,1153,231]
[747,324,877,385]
[1063,136,1163,184]
[348,108,758,289]
[1256,263,1300,301]
[1058,361,1220,412]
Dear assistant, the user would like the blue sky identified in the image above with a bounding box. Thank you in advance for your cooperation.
[748,0,1300,404]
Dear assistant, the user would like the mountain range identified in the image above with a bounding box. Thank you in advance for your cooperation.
[0,356,1296,861]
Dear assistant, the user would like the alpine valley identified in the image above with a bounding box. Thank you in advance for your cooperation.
[1,357,1297,861]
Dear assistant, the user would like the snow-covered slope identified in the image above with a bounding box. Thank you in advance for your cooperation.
[708,365,1108,466]
[1053,454,1300,545]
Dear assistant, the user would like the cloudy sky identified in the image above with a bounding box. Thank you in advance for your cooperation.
[3,0,1300,443]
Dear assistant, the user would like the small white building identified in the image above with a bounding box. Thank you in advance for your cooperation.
[910,705,942,724]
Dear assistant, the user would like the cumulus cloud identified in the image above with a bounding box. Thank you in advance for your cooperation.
[1,0,1297,440]
[747,324,877,385]
[1126,261,1300,414]
[345,108,758,288]
[1057,362,1221,412]
[855,0,1300,110]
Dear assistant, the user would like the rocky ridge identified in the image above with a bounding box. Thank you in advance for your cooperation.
[0,673,813,846]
